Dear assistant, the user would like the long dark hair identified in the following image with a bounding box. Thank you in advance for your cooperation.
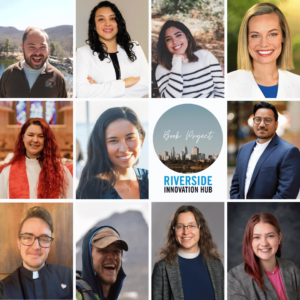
[76,107,145,199]
[86,1,136,61]
[157,20,199,70]
[243,213,282,290]
[158,205,222,265]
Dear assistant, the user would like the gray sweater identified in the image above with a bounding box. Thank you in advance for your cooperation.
[152,257,224,300]
[228,257,300,300]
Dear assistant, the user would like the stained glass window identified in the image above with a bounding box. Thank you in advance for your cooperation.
[30,101,43,119]
[46,101,56,124]
[16,101,27,125]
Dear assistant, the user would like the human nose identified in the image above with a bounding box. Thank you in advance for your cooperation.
[261,236,269,245]
[105,18,111,26]
[107,250,116,259]
[33,135,38,142]
[119,139,128,152]
[260,35,269,48]
[182,226,189,233]
[31,237,41,249]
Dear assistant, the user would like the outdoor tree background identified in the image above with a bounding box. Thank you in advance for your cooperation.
[54,42,66,62]
[4,38,10,54]
[227,0,300,74]
[50,41,56,56]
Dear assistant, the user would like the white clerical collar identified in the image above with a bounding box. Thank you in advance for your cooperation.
[178,248,200,259]
[33,271,39,279]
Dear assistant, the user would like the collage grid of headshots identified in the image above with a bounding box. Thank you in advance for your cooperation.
[0,0,300,299]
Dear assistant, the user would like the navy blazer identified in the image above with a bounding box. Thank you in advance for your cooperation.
[230,134,300,199]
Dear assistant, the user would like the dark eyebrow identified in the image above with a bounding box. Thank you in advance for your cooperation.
[27,42,47,46]
[21,232,51,237]
[96,13,116,17]
[106,132,135,140]
[125,132,135,136]
[165,31,182,39]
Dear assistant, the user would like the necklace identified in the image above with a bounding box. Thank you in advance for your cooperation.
[119,180,132,191]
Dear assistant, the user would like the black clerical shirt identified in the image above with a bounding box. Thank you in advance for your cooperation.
[0,264,73,299]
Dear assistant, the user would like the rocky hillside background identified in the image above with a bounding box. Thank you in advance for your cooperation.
[0,25,73,54]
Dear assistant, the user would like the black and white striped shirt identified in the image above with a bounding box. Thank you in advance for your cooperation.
[155,50,224,98]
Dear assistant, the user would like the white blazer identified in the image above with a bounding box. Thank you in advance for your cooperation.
[227,69,300,98]
[76,43,148,98]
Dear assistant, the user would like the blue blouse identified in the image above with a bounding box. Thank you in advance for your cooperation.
[258,84,278,98]
[99,168,148,199]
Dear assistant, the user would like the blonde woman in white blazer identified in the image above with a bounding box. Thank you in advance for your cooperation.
[76,1,148,98]
[227,3,300,99]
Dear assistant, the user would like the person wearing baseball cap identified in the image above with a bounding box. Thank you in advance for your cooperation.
[76,226,128,300]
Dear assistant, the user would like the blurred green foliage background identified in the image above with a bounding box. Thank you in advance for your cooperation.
[227,0,300,74]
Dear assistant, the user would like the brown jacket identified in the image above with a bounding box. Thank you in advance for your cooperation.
[0,60,67,98]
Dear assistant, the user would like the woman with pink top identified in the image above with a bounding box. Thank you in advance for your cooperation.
[228,213,300,300]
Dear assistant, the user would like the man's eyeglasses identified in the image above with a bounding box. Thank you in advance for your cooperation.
[173,224,201,232]
[253,117,273,125]
[19,233,54,248]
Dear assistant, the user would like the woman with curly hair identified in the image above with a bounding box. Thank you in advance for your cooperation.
[0,118,73,199]
[76,106,148,199]
[152,205,224,300]
[228,213,300,299]
[155,20,224,98]
[76,1,148,98]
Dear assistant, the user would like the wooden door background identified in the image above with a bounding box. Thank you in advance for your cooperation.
[0,203,73,280]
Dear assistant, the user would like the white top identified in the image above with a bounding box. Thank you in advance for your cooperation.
[178,249,200,259]
[76,43,148,98]
[155,49,224,98]
[0,157,73,199]
[227,69,300,98]
[244,139,272,198]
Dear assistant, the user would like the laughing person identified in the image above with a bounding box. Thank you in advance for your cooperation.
[227,3,300,98]
[0,27,67,98]
[228,213,300,299]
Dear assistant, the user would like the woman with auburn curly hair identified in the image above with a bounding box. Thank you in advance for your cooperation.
[0,118,73,199]
[152,205,224,300]
[228,213,300,299]
[76,1,148,98]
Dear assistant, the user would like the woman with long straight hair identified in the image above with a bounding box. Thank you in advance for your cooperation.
[76,107,148,199]
[228,213,300,299]
[227,3,300,98]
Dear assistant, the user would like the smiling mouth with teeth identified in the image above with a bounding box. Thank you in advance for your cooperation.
[31,56,43,63]
[259,248,271,252]
[173,45,182,50]
[104,265,116,270]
